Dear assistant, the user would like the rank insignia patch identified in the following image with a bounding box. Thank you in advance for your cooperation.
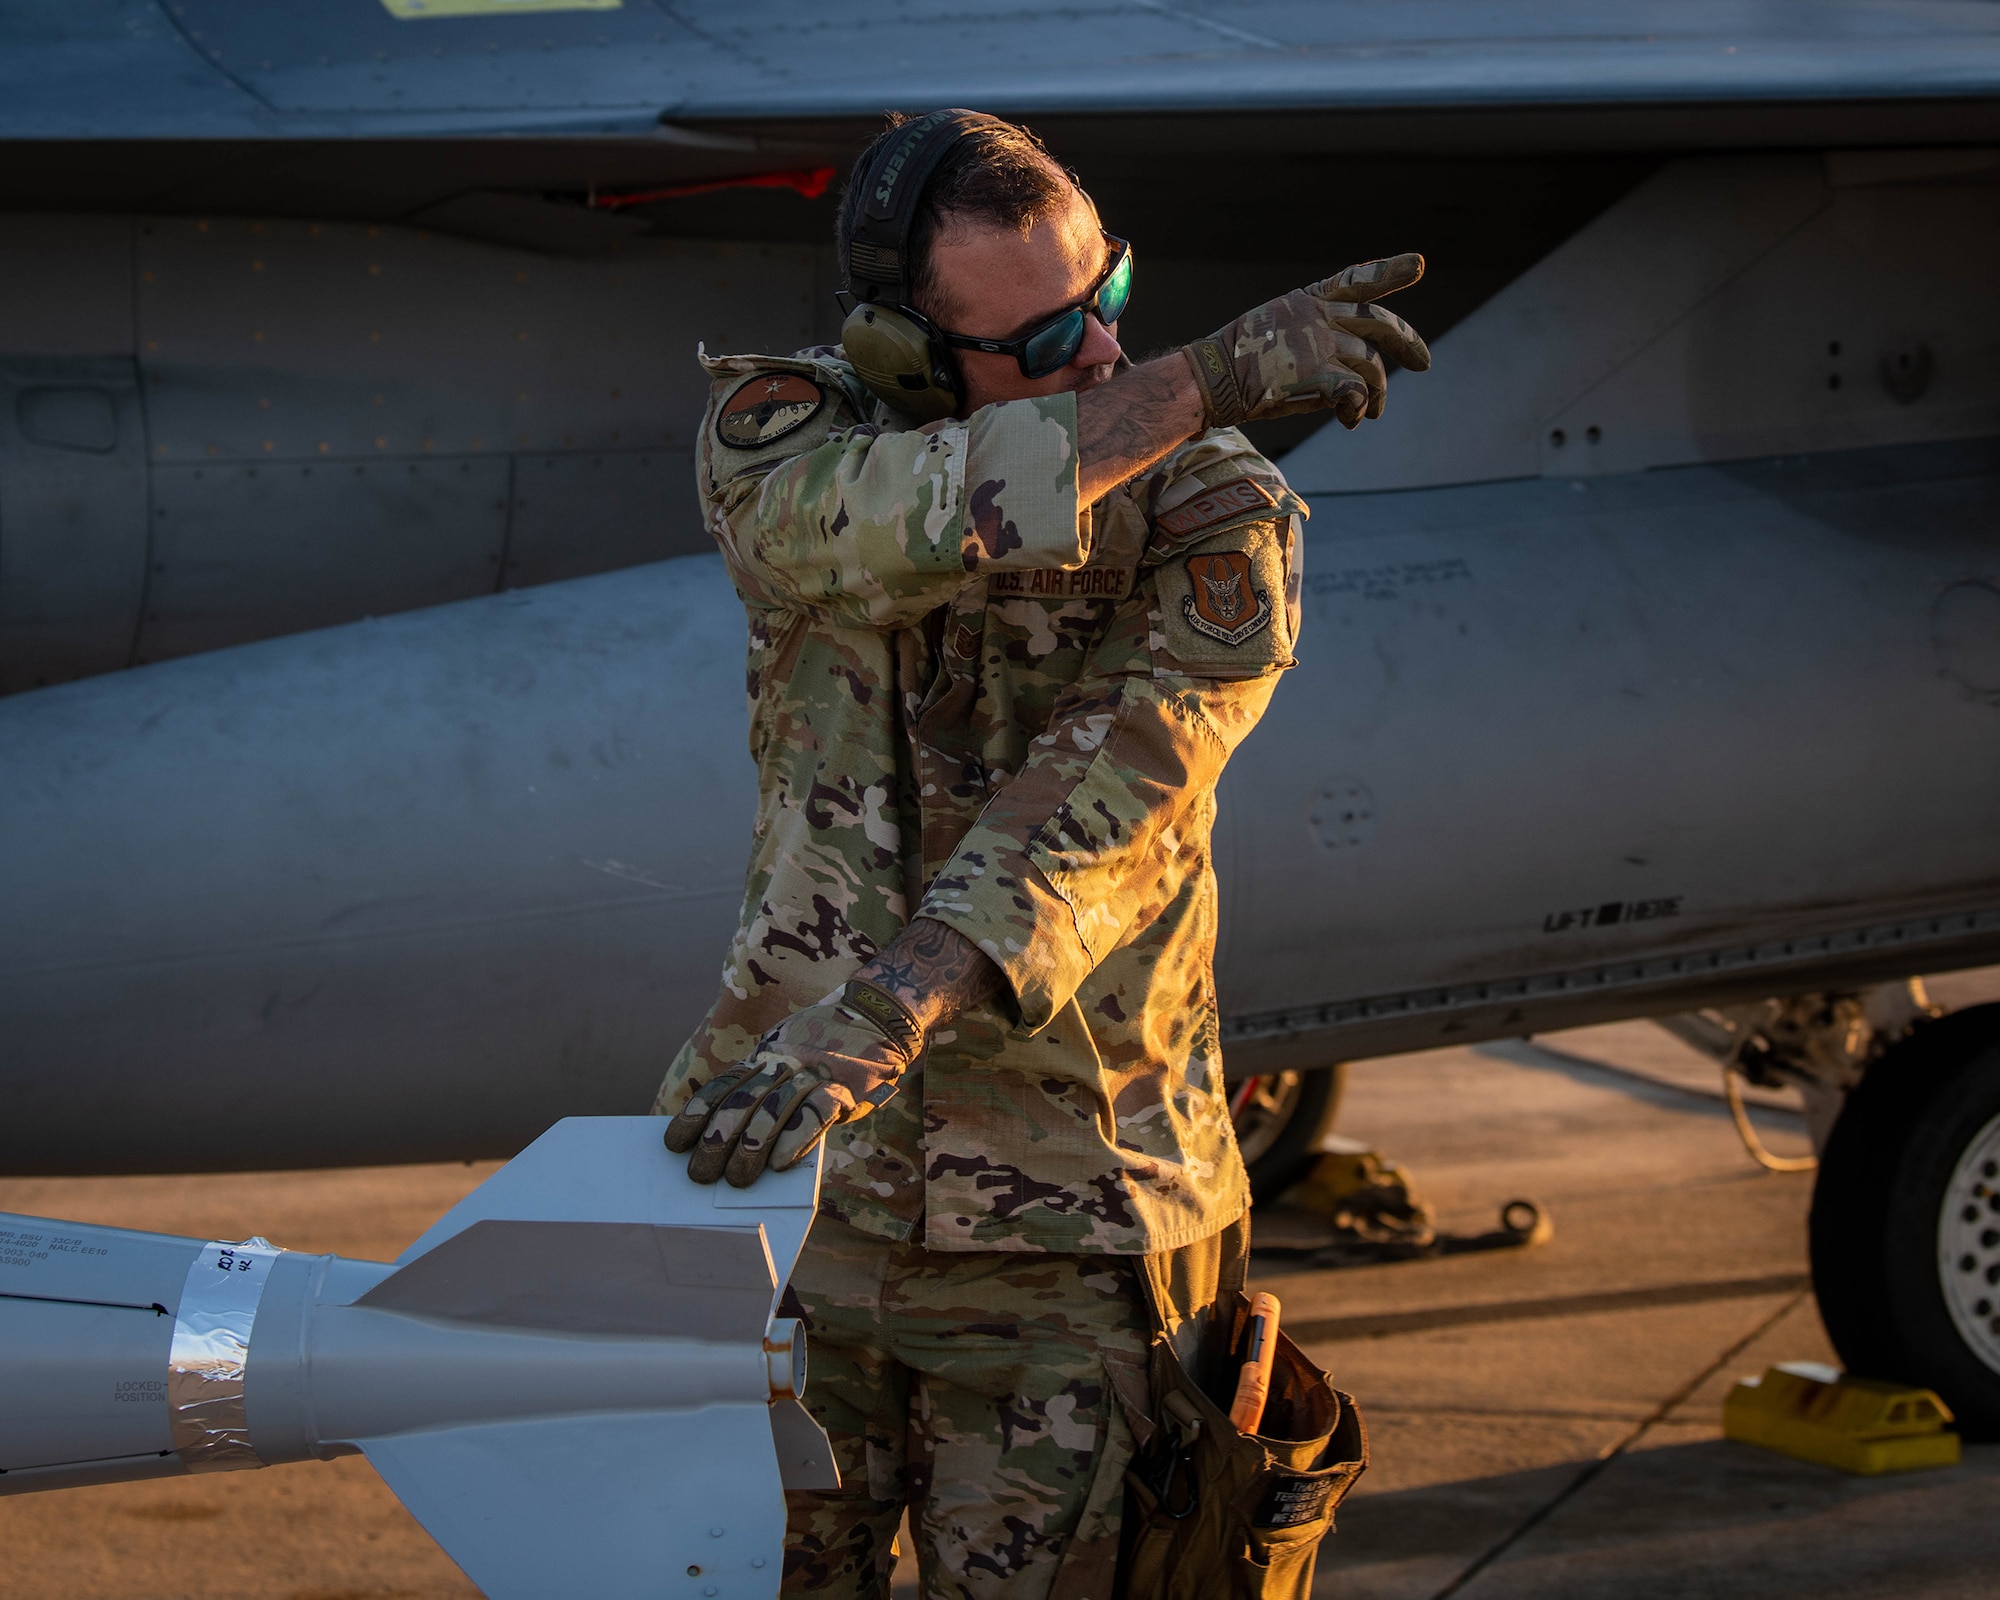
[716,373,825,449]
[1182,549,1272,646]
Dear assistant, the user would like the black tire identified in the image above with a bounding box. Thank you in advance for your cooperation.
[1234,1064,1346,1204]
[1810,1002,2000,1439]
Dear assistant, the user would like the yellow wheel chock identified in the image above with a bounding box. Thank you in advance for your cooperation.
[1723,1361,1960,1475]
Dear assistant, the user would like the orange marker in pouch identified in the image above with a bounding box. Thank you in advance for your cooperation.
[1228,1292,1282,1434]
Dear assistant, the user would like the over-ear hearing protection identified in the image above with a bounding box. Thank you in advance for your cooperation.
[839,109,1005,423]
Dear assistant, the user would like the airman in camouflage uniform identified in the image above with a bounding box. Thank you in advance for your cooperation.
[663,346,1305,1254]
[656,114,1426,1599]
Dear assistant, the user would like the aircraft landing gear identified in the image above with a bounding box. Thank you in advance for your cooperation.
[1229,1064,1346,1202]
[1811,1002,2000,1438]
[1660,982,1937,1155]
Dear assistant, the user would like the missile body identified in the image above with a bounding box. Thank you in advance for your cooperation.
[0,1119,834,1599]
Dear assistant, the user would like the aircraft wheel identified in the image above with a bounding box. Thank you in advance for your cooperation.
[1811,1002,2000,1438]
[1233,1064,1346,1203]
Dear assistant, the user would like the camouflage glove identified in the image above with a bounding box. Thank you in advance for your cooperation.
[662,980,923,1188]
[1181,253,1431,431]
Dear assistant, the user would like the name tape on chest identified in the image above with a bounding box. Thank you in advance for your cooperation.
[988,566,1135,601]
[1154,476,1277,538]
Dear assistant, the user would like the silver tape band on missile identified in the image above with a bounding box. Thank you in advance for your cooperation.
[166,1238,282,1471]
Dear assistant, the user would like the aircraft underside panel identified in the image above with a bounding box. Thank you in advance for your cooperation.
[4,1,2000,136]
[0,556,757,1173]
[1218,148,2000,1066]
[2,429,1997,1172]
[0,355,149,691]
[1215,446,2000,1068]
[1281,152,2000,493]
[0,145,1997,1171]
[0,215,836,692]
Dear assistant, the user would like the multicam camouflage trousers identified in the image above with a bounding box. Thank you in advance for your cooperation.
[784,1216,1149,1600]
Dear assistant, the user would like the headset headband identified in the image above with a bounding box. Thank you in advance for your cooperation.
[845,109,1005,307]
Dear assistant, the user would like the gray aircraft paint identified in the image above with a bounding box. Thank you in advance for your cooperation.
[0,219,830,691]
[1219,150,2000,1061]
[1220,440,2000,1068]
[4,153,1998,1172]
[0,560,754,1171]
[6,2,2000,135]
[1280,152,2000,491]
[1,6,1998,1172]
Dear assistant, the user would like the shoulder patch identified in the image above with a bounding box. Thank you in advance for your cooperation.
[1182,549,1273,646]
[716,373,825,450]
[1152,518,1294,679]
[1154,475,1276,538]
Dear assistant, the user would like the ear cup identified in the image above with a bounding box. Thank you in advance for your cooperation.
[841,303,961,423]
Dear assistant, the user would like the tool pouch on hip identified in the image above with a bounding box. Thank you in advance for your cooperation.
[1116,1222,1367,1600]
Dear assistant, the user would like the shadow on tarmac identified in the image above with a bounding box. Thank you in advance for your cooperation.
[1327,1436,2000,1600]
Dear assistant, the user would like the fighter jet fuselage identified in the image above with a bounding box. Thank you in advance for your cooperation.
[4,121,1997,1177]
[1,3,1998,1175]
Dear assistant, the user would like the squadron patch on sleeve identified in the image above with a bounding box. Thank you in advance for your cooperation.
[1154,475,1276,538]
[1181,549,1271,646]
[716,372,825,450]
[1153,518,1293,678]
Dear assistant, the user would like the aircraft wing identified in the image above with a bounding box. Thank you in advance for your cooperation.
[5,0,2000,142]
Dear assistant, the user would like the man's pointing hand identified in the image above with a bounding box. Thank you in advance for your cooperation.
[1181,253,1431,431]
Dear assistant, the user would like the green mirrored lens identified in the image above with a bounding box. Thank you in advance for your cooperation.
[1022,310,1086,378]
[1096,248,1133,326]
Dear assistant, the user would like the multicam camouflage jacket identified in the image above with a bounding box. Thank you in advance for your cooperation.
[654,346,1307,1254]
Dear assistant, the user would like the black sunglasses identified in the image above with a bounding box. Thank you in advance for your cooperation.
[940,237,1133,379]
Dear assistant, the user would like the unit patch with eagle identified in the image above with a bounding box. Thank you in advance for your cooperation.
[716,372,826,449]
[1181,548,1271,646]
[1152,517,1296,678]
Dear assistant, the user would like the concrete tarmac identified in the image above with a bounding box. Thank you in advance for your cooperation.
[2,973,1993,1598]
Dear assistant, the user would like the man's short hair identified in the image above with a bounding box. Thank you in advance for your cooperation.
[837,112,1077,325]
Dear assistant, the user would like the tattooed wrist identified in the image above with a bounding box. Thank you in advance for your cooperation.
[1075,353,1207,504]
[855,916,1004,1036]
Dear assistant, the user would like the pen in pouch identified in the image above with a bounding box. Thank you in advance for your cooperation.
[1228,1291,1281,1434]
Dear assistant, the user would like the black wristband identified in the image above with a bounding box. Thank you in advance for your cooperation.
[838,979,926,1064]
[1182,338,1245,428]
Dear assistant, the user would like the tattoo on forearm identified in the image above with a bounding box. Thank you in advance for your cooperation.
[1076,353,1206,504]
[857,916,1004,1035]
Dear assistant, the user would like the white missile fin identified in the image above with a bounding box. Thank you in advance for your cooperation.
[770,1396,839,1492]
[352,1121,825,1587]
[362,1404,784,1600]
[355,1219,774,1338]
[392,1118,822,1320]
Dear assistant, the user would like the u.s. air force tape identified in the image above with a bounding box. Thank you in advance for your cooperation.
[167,1237,282,1471]
[987,566,1134,601]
